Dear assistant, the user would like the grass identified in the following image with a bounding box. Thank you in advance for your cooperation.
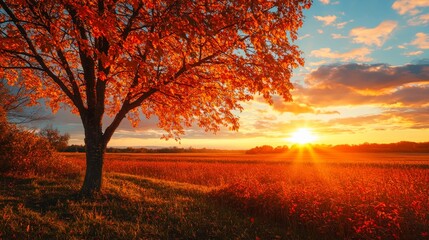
[2,150,429,239]
[0,172,291,239]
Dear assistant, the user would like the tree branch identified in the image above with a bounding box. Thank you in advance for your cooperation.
[26,0,86,112]
[120,2,143,40]
[0,0,84,112]
[103,87,157,146]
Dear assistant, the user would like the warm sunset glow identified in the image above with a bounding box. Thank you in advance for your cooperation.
[289,128,317,144]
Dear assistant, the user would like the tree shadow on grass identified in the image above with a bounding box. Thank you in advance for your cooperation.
[0,176,37,206]
[0,175,80,218]
[105,173,291,239]
[0,173,291,239]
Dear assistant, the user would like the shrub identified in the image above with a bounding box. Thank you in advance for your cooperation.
[0,110,80,177]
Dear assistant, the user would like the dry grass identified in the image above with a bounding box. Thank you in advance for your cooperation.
[0,173,287,239]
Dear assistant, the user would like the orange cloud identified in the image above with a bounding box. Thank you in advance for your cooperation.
[392,0,429,15]
[273,101,339,115]
[308,60,328,66]
[295,85,369,107]
[350,21,397,47]
[404,51,424,56]
[408,13,429,26]
[273,101,315,114]
[314,15,337,26]
[319,0,330,5]
[336,20,353,29]
[411,32,429,49]
[328,114,394,127]
[310,47,372,62]
[387,107,429,129]
[298,34,311,40]
[332,33,348,39]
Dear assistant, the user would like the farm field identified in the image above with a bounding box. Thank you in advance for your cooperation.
[2,151,429,239]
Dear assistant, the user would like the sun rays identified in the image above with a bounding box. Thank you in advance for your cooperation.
[288,128,318,145]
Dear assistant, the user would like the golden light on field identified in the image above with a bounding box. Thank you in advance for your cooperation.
[288,128,317,144]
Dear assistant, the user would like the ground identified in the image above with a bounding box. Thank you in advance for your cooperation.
[1,151,428,239]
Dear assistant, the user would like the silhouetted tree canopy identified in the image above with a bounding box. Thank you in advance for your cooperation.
[39,125,70,151]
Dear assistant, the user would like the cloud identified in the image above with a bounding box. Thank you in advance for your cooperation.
[408,13,429,25]
[328,114,393,127]
[317,29,324,34]
[324,106,429,131]
[414,58,429,64]
[349,21,398,47]
[294,84,371,107]
[319,0,340,5]
[310,47,373,62]
[392,0,429,15]
[308,60,327,66]
[336,20,353,29]
[293,63,429,113]
[411,32,429,49]
[298,34,311,40]
[306,63,429,91]
[271,96,315,114]
[386,85,429,106]
[314,15,337,26]
[387,107,429,129]
[296,84,429,110]
[270,96,339,115]
[404,51,424,56]
[331,33,348,39]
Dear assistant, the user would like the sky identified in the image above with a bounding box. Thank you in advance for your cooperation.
[33,0,429,149]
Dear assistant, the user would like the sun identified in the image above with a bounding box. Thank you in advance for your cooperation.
[289,128,318,144]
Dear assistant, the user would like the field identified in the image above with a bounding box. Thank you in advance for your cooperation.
[1,150,429,239]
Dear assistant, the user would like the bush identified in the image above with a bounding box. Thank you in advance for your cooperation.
[0,110,80,177]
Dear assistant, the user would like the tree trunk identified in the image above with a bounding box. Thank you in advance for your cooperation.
[81,121,105,196]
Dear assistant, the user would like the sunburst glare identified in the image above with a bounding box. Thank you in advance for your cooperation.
[288,128,318,144]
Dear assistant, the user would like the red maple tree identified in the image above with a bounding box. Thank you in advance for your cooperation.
[0,0,311,194]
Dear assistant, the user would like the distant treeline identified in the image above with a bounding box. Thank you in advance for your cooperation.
[246,141,429,154]
[63,141,429,154]
[245,145,289,154]
[63,145,242,153]
[331,141,429,153]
